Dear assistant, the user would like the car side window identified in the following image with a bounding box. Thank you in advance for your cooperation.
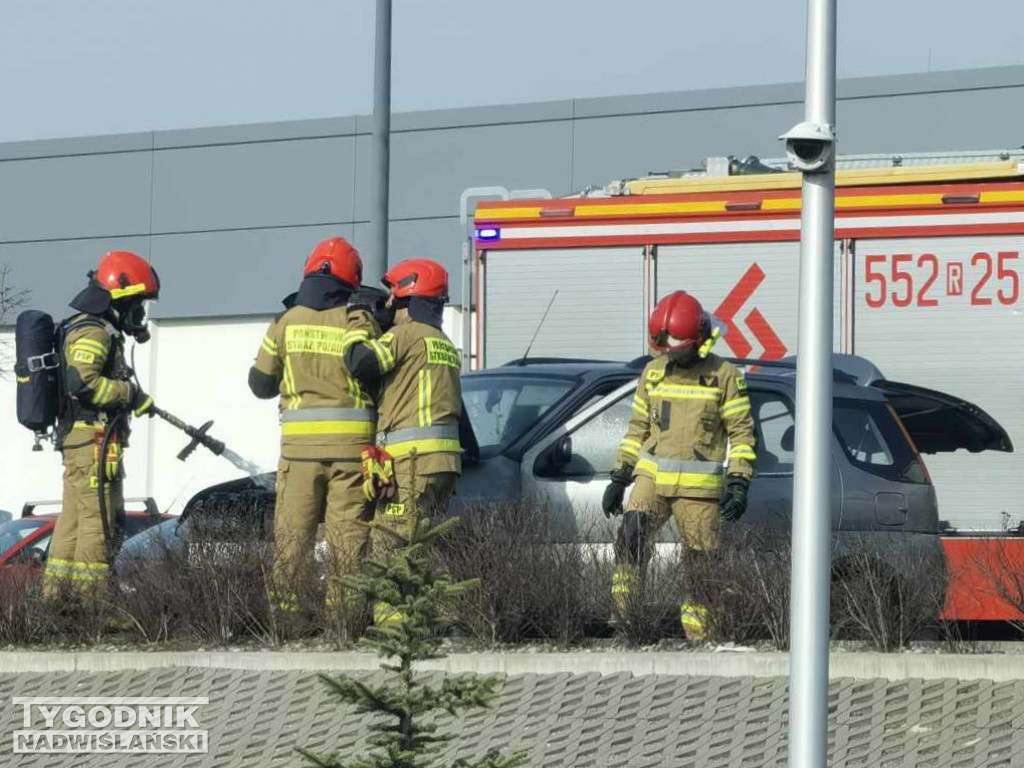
[834,407,894,466]
[750,390,796,475]
[544,392,634,478]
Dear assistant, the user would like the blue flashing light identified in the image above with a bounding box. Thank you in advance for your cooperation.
[476,227,501,242]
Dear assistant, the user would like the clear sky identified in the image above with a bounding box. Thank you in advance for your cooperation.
[1,0,1023,142]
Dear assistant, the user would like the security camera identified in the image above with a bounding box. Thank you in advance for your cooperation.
[779,121,836,173]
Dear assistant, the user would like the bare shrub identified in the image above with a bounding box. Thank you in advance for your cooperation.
[612,550,687,647]
[436,500,609,646]
[682,526,791,649]
[0,574,55,645]
[831,534,947,651]
[0,264,29,376]
[115,490,284,646]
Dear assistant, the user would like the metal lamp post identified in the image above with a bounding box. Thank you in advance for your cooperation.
[783,0,838,765]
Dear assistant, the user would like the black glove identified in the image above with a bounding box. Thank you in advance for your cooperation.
[130,383,154,418]
[721,475,750,522]
[602,467,633,519]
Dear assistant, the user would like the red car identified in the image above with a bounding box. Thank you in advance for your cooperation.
[0,499,170,590]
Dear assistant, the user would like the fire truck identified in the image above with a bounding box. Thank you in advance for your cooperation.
[470,150,1024,622]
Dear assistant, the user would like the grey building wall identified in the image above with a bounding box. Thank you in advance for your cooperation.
[4,64,1024,319]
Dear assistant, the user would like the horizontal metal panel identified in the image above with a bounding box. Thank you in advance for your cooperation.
[151,137,356,233]
[0,237,151,322]
[852,235,1024,531]
[149,225,355,318]
[655,241,844,360]
[483,247,645,367]
[387,122,573,221]
[377,218,466,305]
[0,153,152,242]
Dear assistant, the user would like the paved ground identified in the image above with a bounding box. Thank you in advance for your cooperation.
[2,664,1023,767]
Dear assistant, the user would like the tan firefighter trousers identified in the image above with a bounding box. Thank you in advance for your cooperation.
[273,458,374,612]
[44,441,123,597]
[612,474,720,639]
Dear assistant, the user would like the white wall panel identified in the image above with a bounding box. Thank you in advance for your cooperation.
[851,236,1024,530]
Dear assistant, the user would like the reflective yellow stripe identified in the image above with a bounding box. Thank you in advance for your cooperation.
[281,421,377,436]
[109,283,148,300]
[93,379,112,405]
[386,438,461,458]
[70,338,108,356]
[652,384,722,401]
[631,394,649,416]
[651,471,722,489]
[366,339,395,372]
[74,561,110,571]
[69,572,108,582]
[635,457,723,490]
[261,338,277,356]
[729,444,757,460]
[345,374,371,408]
[619,438,642,458]
[720,397,752,418]
[680,603,708,631]
[417,370,432,427]
[374,601,403,626]
[611,570,633,595]
[341,328,370,353]
[282,358,300,410]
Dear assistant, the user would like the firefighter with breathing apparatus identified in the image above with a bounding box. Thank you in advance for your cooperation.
[603,290,757,639]
[344,258,469,626]
[249,237,380,617]
[40,251,159,597]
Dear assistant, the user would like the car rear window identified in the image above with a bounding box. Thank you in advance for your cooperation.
[834,400,928,484]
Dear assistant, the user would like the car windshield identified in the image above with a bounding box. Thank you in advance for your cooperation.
[0,519,47,557]
[462,374,576,457]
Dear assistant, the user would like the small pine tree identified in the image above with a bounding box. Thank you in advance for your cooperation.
[298,515,527,768]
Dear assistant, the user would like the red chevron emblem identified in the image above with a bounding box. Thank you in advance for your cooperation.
[713,263,788,361]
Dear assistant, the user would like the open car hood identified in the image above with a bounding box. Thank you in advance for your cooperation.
[873,380,1013,455]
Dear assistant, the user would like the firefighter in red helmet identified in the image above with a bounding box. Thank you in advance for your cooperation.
[344,258,470,626]
[249,237,379,623]
[43,250,160,599]
[603,290,757,640]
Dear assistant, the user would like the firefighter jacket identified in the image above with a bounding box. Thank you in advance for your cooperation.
[61,314,133,446]
[344,307,462,476]
[250,304,378,461]
[614,353,756,499]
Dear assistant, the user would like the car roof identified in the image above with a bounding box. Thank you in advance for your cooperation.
[464,360,633,379]
[464,356,886,401]
[14,511,168,523]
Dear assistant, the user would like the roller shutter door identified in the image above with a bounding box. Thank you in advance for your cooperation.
[482,247,646,366]
[655,241,846,359]
[851,235,1024,531]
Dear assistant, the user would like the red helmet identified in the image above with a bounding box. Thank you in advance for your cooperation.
[303,237,362,288]
[94,251,160,301]
[383,258,449,300]
[648,291,710,354]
